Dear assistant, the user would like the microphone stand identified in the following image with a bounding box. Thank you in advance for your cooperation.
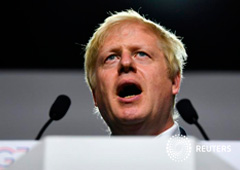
[35,119,53,140]
[194,120,210,140]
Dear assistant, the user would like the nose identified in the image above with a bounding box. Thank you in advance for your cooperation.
[118,52,137,74]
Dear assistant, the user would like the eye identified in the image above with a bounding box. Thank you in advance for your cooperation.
[105,54,118,62]
[136,52,148,58]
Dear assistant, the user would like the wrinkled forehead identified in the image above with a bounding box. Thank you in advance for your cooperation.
[105,21,157,39]
[98,21,162,51]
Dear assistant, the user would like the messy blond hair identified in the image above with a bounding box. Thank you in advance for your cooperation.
[84,9,187,92]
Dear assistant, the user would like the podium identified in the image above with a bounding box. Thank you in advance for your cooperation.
[2,136,238,170]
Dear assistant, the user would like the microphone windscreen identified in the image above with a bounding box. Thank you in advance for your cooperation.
[49,95,71,121]
[176,99,198,124]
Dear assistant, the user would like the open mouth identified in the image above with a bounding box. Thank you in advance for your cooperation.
[117,83,142,98]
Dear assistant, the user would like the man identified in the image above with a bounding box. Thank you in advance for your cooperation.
[84,9,188,136]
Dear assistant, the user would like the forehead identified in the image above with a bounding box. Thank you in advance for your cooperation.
[108,21,156,38]
[100,21,161,50]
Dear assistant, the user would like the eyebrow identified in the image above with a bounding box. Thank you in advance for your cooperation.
[100,43,150,53]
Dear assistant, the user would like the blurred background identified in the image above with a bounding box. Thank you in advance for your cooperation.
[1,0,239,140]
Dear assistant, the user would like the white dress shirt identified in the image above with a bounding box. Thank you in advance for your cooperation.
[156,121,181,139]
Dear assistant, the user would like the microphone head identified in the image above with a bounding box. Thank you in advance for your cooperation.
[49,95,71,121]
[176,99,198,124]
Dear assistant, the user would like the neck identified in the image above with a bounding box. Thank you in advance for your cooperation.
[110,117,174,136]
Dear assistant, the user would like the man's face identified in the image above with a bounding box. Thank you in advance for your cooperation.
[93,22,180,135]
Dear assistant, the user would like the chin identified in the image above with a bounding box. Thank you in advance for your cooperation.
[116,109,147,125]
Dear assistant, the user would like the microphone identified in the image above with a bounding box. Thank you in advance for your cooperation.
[176,99,210,140]
[35,95,71,140]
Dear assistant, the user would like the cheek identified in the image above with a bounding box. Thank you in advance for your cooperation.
[95,70,115,97]
[147,68,172,94]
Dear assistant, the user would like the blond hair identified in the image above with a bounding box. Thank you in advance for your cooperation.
[84,9,187,91]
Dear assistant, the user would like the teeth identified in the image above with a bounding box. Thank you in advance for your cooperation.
[124,95,136,98]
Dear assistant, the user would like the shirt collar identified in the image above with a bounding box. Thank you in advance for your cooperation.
[156,121,180,139]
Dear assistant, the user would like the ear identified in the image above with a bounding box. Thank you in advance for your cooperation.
[172,72,181,95]
[92,89,98,107]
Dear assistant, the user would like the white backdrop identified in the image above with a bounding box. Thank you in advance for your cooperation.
[0,70,239,140]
